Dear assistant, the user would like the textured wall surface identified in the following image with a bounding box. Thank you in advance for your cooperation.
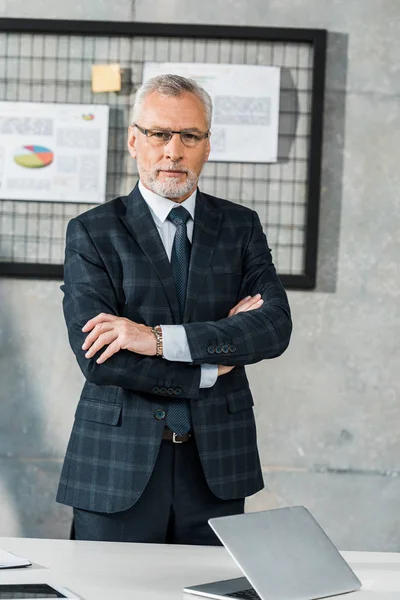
[1,0,399,550]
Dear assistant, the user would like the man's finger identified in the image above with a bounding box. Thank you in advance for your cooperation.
[240,298,264,312]
[235,295,251,307]
[85,331,116,358]
[242,298,263,312]
[229,298,262,316]
[236,294,261,308]
[228,295,253,316]
[229,294,262,316]
[82,322,114,350]
[96,340,121,364]
[82,313,116,333]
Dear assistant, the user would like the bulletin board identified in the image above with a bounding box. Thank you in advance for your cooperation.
[0,19,326,288]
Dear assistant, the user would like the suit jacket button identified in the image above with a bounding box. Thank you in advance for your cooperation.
[174,388,182,395]
[160,387,167,395]
[167,388,175,395]
[229,344,237,352]
[207,346,215,354]
[215,346,222,354]
[155,409,166,420]
[153,386,160,393]
[222,344,229,353]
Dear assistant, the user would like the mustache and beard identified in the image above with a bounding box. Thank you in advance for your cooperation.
[137,159,199,199]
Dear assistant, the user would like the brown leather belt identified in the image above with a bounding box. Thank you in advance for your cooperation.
[162,428,192,443]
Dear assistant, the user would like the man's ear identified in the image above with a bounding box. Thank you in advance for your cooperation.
[127,126,137,158]
[204,136,211,162]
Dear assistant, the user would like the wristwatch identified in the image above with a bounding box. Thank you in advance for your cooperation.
[151,325,163,357]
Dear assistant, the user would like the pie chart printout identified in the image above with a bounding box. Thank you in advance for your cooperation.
[14,145,54,168]
[0,101,109,202]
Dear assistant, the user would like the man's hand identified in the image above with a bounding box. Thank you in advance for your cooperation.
[218,365,236,376]
[218,294,264,377]
[82,314,156,364]
[228,293,263,317]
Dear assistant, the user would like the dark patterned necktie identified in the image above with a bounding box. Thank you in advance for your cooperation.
[165,205,192,435]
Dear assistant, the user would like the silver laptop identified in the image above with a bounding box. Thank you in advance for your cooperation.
[183,506,361,600]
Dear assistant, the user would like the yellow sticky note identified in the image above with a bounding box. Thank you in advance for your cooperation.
[91,64,122,93]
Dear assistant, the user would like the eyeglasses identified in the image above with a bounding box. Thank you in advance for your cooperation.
[134,123,210,148]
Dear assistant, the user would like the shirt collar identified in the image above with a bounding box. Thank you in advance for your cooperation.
[138,180,197,226]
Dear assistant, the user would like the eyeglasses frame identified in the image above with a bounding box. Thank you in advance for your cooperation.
[133,122,210,147]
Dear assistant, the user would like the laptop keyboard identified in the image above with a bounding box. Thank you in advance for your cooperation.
[227,589,261,600]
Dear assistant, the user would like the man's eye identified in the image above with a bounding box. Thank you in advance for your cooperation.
[182,133,200,142]
[150,131,171,141]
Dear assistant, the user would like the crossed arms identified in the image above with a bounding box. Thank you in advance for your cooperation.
[62,210,292,399]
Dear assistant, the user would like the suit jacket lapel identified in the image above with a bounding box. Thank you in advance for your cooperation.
[184,191,222,323]
[120,184,181,324]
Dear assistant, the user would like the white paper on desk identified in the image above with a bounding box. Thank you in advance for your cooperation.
[0,549,32,569]
[360,570,400,591]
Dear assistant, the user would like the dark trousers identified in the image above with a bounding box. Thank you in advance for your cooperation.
[73,435,244,545]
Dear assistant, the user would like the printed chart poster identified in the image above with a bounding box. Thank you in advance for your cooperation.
[0,102,109,203]
[142,62,280,163]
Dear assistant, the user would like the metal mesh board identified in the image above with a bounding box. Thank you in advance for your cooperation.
[0,20,326,288]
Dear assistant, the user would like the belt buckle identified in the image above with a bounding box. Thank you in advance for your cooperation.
[173,432,184,444]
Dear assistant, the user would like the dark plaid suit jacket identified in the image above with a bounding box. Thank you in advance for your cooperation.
[56,184,292,513]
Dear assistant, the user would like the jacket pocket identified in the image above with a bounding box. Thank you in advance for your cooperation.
[226,388,254,413]
[80,382,119,403]
[75,398,122,425]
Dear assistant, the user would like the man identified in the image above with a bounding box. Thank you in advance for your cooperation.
[57,74,292,545]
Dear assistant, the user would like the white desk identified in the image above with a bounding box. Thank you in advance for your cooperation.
[1,537,400,599]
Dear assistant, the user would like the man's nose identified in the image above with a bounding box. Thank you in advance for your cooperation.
[164,133,184,161]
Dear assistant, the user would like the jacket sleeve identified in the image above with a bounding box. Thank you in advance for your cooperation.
[62,217,201,399]
[183,210,292,366]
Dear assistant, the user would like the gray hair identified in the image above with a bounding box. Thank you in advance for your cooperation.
[131,73,213,129]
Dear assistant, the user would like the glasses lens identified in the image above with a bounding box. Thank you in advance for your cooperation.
[147,131,172,145]
[147,131,171,146]
[180,132,203,147]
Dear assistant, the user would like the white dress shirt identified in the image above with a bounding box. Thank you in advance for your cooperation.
[138,180,218,389]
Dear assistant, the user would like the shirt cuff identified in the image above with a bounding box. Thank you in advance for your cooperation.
[160,325,218,389]
[161,324,192,362]
[199,364,219,389]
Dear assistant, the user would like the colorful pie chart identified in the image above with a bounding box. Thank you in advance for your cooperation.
[14,145,54,169]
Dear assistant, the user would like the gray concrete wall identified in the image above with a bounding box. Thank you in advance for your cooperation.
[1,0,399,550]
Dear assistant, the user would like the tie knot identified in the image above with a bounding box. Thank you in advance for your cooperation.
[168,206,191,226]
